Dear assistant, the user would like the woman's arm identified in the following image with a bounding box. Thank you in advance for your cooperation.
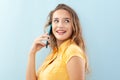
[67,56,85,80]
[26,33,50,80]
[26,50,37,80]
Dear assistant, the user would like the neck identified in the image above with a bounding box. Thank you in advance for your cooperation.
[57,40,64,47]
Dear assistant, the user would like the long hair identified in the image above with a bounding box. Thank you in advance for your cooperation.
[44,4,89,72]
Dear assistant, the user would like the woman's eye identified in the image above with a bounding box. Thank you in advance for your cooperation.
[65,20,70,23]
[54,20,59,23]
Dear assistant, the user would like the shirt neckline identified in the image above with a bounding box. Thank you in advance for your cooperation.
[57,39,74,53]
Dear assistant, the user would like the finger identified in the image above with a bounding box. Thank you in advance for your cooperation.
[48,39,50,44]
[39,37,49,42]
[40,34,50,38]
[36,40,46,46]
[35,36,49,41]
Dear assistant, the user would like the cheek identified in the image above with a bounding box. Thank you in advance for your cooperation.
[68,26,73,34]
[66,27,73,38]
[69,29,73,37]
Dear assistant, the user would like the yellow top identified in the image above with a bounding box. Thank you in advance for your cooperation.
[37,39,86,80]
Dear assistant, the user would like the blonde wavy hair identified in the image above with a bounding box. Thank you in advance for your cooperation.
[44,4,89,72]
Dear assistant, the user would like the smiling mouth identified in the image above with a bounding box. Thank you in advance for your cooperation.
[56,30,66,35]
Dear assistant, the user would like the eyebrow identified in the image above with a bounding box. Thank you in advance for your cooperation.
[53,18,71,20]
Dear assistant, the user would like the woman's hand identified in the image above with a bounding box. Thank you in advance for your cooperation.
[26,33,49,80]
[30,33,50,54]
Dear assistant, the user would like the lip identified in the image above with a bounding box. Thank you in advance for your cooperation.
[56,30,66,35]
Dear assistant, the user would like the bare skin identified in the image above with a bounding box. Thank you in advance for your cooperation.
[26,34,85,80]
[26,9,85,80]
[26,33,50,80]
[52,9,86,80]
[67,56,85,80]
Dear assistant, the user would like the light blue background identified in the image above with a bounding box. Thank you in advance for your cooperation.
[0,0,120,80]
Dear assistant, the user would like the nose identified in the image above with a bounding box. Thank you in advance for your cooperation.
[57,21,64,28]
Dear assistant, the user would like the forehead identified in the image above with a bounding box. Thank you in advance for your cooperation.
[52,9,71,19]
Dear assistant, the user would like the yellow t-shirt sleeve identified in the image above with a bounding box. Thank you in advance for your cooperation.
[63,44,85,64]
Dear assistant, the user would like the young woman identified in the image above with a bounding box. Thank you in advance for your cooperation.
[26,4,88,80]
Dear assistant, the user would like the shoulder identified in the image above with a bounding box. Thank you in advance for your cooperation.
[66,43,82,53]
[65,44,86,80]
[63,43,85,64]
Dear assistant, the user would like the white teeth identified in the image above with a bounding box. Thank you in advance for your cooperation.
[57,31,65,33]
[56,30,66,35]
[57,30,66,32]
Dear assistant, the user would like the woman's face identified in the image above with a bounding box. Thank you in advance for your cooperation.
[52,9,73,45]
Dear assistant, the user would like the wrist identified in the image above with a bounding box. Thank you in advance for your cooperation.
[29,49,37,56]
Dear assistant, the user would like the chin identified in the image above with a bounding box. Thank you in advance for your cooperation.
[56,37,69,41]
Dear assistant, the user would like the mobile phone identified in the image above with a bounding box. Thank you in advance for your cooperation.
[46,24,52,48]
